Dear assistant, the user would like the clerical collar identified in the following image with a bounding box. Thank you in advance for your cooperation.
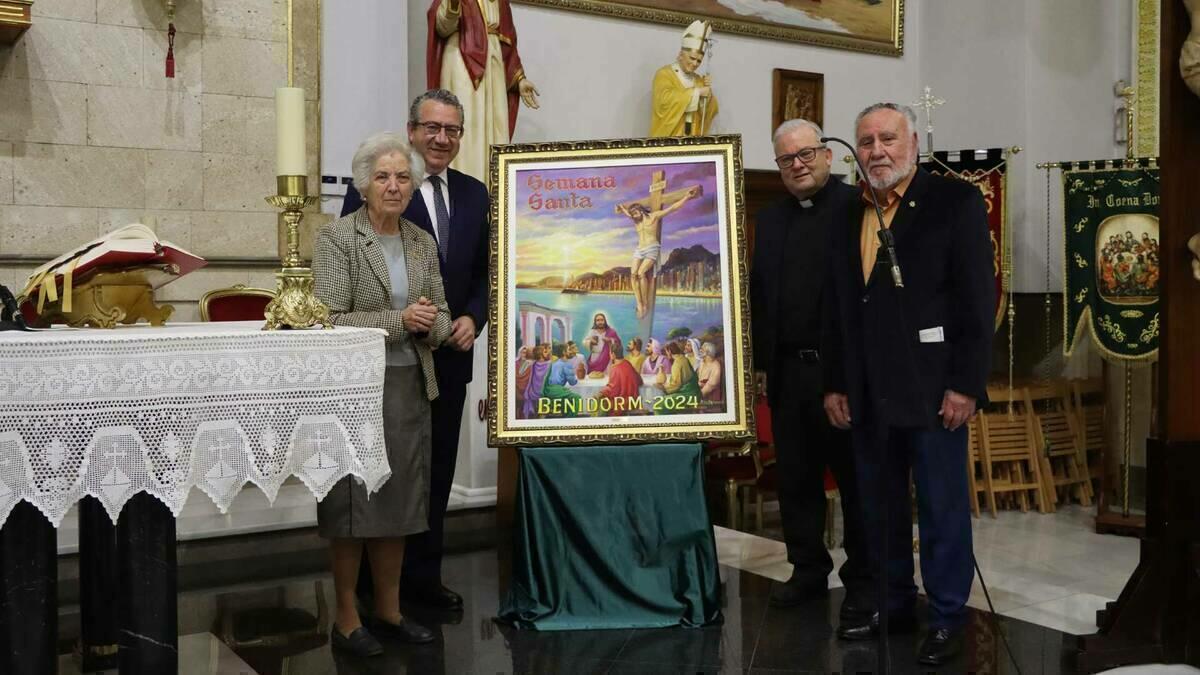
[796,178,834,209]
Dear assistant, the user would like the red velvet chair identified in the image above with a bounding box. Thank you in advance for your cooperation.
[199,285,275,322]
[703,396,778,531]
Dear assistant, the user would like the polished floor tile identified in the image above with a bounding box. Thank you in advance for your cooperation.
[192,546,1081,675]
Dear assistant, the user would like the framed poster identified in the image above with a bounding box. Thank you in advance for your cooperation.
[513,0,904,56]
[772,68,824,132]
[488,136,754,446]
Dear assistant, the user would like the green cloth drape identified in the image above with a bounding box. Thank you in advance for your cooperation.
[497,444,723,630]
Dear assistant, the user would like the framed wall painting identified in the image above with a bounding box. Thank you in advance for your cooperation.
[772,68,824,132]
[512,0,904,57]
[487,135,755,446]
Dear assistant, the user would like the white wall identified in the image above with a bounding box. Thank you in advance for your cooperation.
[320,0,409,214]
[919,0,1131,293]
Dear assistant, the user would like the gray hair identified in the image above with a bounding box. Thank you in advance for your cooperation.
[772,118,824,146]
[854,102,918,138]
[351,132,424,195]
[702,342,719,358]
[408,88,465,126]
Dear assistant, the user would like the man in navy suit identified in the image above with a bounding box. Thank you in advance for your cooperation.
[342,89,489,611]
[822,103,993,666]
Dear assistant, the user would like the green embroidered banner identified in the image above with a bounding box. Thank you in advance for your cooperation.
[1063,166,1160,361]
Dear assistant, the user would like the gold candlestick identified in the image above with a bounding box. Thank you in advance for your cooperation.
[263,176,331,330]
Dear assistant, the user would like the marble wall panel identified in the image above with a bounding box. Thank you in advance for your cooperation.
[13,143,146,209]
[0,205,99,256]
[146,150,205,210]
[143,29,203,95]
[189,210,277,258]
[0,79,87,145]
[201,153,275,212]
[97,0,204,33]
[87,85,202,151]
[13,18,142,87]
[0,142,11,204]
[31,0,96,24]
[202,35,285,99]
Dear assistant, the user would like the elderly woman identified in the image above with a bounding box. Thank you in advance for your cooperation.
[313,131,451,656]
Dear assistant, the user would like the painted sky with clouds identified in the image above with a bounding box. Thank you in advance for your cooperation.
[514,161,721,284]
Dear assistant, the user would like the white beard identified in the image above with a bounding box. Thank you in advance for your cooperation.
[867,155,917,191]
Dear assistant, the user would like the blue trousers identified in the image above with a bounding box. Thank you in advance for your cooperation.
[852,423,974,629]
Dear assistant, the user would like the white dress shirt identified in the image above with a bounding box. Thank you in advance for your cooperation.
[418,168,452,247]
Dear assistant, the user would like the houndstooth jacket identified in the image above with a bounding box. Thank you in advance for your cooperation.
[314,207,451,400]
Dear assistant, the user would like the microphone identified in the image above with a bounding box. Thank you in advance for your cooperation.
[820,136,904,288]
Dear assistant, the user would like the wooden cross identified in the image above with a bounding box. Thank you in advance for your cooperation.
[616,170,702,215]
[615,171,704,339]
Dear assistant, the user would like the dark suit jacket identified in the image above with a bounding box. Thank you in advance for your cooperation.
[751,179,856,409]
[822,167,993,429]
[342,168,489,386]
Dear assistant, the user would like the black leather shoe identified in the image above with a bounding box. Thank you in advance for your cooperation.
[368,617,436,644]
[838,588,874,622]
[769,575,827,608]
[330,625,384,657]
[836,611,917,641]
[917,627,964,665]
[401,584,463,610]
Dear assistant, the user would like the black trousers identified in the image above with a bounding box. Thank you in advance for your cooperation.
[401,381,467,587]
[771,357,871,593]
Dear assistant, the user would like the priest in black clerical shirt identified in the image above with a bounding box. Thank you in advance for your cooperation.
[749,119,871,621]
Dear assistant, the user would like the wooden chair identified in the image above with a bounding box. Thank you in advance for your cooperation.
[1071,378,1107,496]
[199,284,275,322]
[966,415,993,517]
[978,386,1050,513]
[1027,383,1093,506]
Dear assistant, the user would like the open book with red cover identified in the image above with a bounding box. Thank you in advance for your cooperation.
[19,223,206,306]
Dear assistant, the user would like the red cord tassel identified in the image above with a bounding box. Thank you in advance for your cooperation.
[165,23,176,78]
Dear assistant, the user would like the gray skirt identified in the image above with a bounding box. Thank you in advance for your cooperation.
[317,365,431,539]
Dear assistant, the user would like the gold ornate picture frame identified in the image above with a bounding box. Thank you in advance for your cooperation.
[513,0,904,56]
[772,68,824,132]
[488,136,755,446]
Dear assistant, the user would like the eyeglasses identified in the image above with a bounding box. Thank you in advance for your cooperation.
[413,121,464,139]
[774,145,826,169]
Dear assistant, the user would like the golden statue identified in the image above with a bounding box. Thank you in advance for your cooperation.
[650,20,718,137]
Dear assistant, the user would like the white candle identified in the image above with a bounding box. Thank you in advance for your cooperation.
[275,87,306,176]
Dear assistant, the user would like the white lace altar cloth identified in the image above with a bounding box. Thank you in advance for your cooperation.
[0,321,389,527]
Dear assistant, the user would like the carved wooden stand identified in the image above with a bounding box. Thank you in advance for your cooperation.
[1070,2,1200,670]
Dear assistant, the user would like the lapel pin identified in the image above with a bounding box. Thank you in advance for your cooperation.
[908,200,916,208]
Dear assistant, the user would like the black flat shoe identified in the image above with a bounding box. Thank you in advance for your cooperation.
[401,584,463,610]
[369,617,436,644]
[836,611,917,641]
[917,627,964,665]
[330,625,383,657]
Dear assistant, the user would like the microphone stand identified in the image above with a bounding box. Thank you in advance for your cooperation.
[0,283,31,331]
[821,136,904,674]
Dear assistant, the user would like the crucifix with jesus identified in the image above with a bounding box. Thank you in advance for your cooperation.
[615,170,703,337]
